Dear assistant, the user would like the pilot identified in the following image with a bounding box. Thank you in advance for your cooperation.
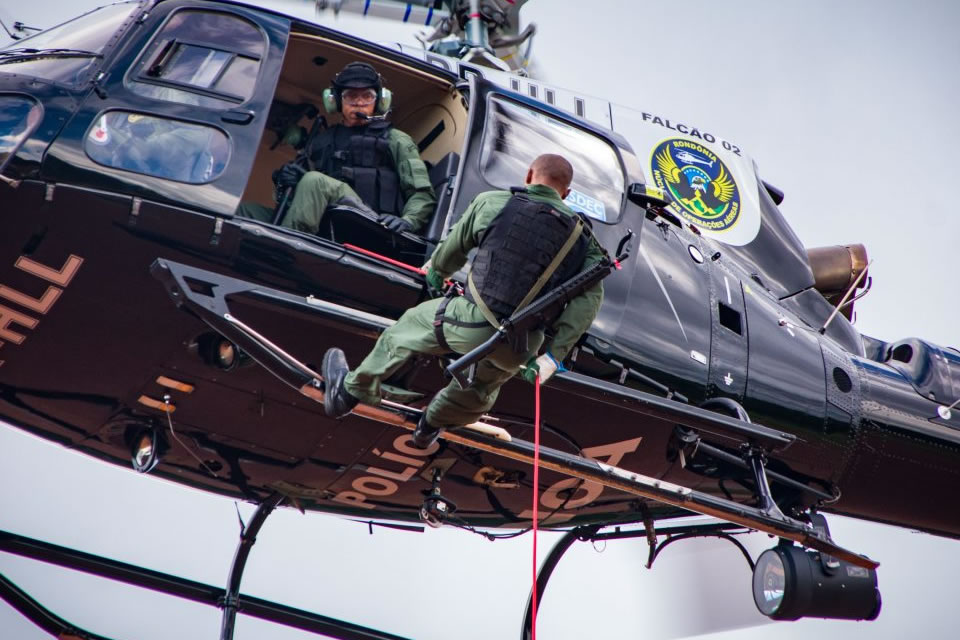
[89,112,226,184]
[238,61,436,234]
[321,154,605,448]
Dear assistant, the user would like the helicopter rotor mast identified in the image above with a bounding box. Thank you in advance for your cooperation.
[311,0,536,74]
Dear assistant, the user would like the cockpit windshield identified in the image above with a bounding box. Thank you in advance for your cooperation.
[0,2,140,86]
[479,96,626,223]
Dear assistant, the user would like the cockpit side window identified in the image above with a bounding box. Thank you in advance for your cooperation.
[128,10,265,109]
[84,111,231,184]
[479,96,626,223]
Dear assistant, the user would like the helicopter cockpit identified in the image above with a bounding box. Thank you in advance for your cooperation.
[237,26,470,263]
[5,0,641,313]
[75,3,631,264]
[235,21,629,267]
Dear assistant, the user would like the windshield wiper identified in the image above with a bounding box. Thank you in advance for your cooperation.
[0,47,102,64]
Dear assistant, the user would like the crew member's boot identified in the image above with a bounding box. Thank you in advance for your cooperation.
[412,412,442,449]
[322,348,358,418]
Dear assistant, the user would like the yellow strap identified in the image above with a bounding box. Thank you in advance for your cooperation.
[468,271,503,329]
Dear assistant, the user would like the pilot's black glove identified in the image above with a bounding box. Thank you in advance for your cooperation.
[378,213,414,234]
[272,163,306,190]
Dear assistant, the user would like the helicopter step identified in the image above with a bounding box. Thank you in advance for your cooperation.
[670,397,839,507]
[670,424,838,504]
[152,258,798,453]
[151,258,877,569]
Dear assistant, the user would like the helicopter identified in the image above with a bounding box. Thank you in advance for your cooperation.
[1,0,958,638]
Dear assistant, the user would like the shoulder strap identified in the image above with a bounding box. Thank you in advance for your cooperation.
[367,119,392,137]
[468,272,503,329]
[308,127,336,171]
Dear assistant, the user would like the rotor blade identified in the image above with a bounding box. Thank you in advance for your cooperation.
[501,0,534,36]
[312,0,449,27]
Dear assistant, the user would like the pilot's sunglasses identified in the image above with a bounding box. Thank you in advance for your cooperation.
[342,89,377,105]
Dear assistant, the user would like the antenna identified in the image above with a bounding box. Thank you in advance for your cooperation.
[819,259,872,334]
[0,18,40,40]
[0,17,21,40]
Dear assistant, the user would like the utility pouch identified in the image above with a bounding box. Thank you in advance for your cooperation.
[507,329,530,354]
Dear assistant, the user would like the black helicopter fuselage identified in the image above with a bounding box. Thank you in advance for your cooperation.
[1,0,958,542]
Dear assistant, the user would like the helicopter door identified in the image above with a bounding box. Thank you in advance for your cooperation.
[706,261,749,402]
[42,3,289,216]
[447,75,628,233]
[445,75,649,343]
[743,289,827,433]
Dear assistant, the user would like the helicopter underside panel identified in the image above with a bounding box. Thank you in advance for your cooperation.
[0,177,843,531]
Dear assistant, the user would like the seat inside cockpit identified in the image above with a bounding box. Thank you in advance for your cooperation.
[239,30,468,263]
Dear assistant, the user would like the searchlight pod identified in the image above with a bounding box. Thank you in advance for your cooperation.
[752,514,882,621]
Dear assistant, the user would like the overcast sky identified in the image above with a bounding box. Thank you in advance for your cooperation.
[1,1,958,639]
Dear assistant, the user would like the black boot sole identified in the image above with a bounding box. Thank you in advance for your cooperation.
[412,415,442,449]
[322,348,357,418]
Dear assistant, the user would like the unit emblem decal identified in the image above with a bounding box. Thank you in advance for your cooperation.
[650,138,741,232]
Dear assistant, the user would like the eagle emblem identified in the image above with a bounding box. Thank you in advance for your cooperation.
[650,139,741,231]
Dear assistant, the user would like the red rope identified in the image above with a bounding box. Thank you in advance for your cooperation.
[342,243,426,276]
[531,375,541,639]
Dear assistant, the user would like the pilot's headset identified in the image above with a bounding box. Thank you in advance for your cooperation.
[322,62,392,115]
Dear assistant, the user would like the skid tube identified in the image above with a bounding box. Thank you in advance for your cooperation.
[0,522,413,640]
[519,521,754,640]
[0,569,114,640]
[151,258,878,570]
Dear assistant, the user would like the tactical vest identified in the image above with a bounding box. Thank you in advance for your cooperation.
[465,190,589,322]
[309,121,403,215]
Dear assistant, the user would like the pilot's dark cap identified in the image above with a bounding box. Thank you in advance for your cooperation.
[332,62,382,90]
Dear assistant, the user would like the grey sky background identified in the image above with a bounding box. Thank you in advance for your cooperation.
[1,1,958,639]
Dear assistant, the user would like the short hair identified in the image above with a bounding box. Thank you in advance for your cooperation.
[530,154,573,189]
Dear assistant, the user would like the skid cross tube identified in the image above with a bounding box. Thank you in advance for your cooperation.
[520,525,599,640]
[745,448,789,520]
[689,438,837,503]
[221,492,284,640]
[519,521,751,640]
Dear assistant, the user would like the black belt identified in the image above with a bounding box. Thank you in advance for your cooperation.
[433,294,490,353]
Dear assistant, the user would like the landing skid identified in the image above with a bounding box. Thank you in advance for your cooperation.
[521,520,755,640]
[152,259,878,571]
[0,517,411,640]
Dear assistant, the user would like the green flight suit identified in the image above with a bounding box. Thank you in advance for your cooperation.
[237,125,436,233]
[343,184,606,428]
